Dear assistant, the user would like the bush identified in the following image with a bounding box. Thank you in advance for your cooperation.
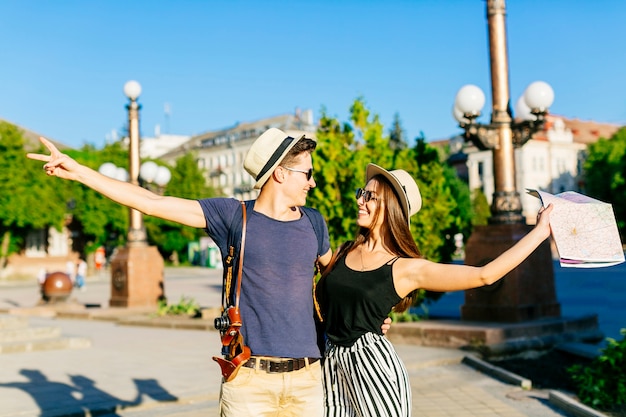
[568,329,626,412]
[156,296,201,317]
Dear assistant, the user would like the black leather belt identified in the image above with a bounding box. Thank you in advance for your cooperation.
[242,357,320,373]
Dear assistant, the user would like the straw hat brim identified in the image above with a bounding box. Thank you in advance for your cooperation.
[366,163,422,224]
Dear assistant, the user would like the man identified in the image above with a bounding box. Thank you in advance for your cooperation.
[29,128,328,416]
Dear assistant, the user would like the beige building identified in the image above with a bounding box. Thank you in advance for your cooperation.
[159,109,316,200]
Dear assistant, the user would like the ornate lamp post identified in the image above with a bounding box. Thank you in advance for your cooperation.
[454,0,561,322]
[105,81,170,308]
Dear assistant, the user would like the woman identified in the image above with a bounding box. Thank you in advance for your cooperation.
[317,163,553,417]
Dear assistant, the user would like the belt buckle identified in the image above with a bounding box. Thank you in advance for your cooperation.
[268,359,295,373]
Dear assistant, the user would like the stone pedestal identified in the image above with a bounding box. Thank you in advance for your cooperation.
[462,223,561,323]
[110,245,164,308]
[386,315,603,358]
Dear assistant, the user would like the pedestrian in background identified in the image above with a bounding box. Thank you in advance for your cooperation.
[65,260,76,286]
[75,258,87,291]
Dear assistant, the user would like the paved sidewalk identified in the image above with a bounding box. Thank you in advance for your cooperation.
[0,268,583,416]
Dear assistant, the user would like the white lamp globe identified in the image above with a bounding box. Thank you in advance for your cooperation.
[139,161,158,183]
[98,162,118,178]
[123,80,142,100]
[154,166,172,187]
[454,84,486,115]
[115,167,129,182]
[515,96,534,121]
[523,81,554,111]
[452,105,470,124]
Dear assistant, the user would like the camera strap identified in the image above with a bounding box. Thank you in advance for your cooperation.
[234,200,247,309]
[212,201,251,381]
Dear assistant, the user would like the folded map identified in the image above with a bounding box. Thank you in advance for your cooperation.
[527,189,625,268]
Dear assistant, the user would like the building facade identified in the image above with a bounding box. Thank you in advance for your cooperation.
[159,109,316,200]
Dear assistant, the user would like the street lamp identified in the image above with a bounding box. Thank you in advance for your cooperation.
[453,80,554,224]
[107,80,169,308]
[454,81,554,149]
[100,160,171,194]
[139,161,172,193]
[454,0,561,323]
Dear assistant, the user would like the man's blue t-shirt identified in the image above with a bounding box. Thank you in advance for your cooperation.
[198,198,330,359]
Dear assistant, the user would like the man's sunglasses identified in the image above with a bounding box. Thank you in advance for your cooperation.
[355,188,378,202]
[284,166,313,181]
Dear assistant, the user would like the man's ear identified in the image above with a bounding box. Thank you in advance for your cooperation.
[272,166,286,185]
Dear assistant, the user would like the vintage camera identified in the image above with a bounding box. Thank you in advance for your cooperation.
[214,306,242,332]
[214,311,231,331]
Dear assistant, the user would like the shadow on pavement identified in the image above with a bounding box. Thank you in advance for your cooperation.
[0,369,178,416]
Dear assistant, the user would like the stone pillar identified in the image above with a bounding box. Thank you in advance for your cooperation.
[462,223,561,322]
[110,246,164,308]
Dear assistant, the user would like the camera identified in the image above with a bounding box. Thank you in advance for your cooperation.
[214,306,242,332]
[214,312,231,331]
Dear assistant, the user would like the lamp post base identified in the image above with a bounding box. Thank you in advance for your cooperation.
[109,245,164,308]
[462,223,561,323]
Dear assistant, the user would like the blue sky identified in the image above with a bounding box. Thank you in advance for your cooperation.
[1,1,624,149]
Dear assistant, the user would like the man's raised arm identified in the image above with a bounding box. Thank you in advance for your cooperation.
[27,137,207,229]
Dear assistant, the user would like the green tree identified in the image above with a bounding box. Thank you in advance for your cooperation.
[310,99,394,249]
[389,112,407,151]
[145,152,217,264]
[310,98,471,262]
[584,127,626,237]
[310,99,471,312]
[67,142,130,254]
[0,122,70,268]
[398,138,466,262]
[471,188,491,227]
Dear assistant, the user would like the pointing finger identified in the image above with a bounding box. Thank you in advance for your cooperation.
[26,153,51,162]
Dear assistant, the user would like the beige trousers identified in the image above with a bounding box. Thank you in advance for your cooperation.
[220,358,323,417]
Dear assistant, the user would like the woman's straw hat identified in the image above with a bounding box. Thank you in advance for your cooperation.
[366,163,422,224]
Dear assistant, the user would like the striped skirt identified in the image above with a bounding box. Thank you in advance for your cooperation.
[322,332,411,417]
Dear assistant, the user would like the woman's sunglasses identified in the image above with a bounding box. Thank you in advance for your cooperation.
[355,188,377,202]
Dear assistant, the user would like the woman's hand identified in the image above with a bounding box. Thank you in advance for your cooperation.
[535,203,554,240]
[381,316,392,335]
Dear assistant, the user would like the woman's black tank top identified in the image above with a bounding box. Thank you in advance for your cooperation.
[322,255,402,347]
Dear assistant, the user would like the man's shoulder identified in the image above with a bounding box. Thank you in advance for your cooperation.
[300,205,323,216]
[300,206,326,226]
[198,197,244,210]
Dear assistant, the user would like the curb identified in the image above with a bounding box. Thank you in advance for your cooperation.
[549,391,610,417]
[462,355,532,389]
[462,355,611,417]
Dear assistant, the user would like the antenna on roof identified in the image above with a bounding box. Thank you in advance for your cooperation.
[164,103,171,134]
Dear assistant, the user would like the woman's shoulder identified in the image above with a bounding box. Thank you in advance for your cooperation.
[393,257,430,276]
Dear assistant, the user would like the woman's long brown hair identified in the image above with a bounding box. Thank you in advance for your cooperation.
[320,174,422,313]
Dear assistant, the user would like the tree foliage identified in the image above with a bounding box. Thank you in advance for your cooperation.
[66,142,130,253]
[309,98,472,309]
[145,152,216,263]
[0,126,216,265]
[471,188,491,227]
[389,112,407,151]
[583,127,626,237]
[309,98,472,262]
[0,122,71,265]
